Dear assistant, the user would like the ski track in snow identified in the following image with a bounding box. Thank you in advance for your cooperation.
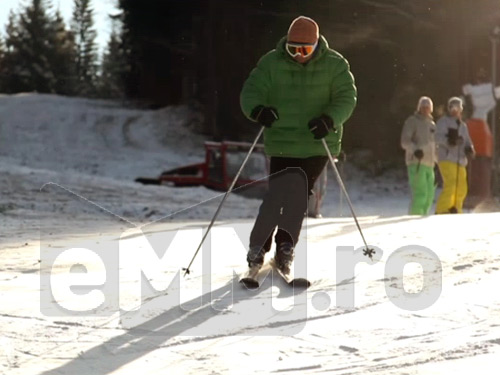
[1,94,500,375]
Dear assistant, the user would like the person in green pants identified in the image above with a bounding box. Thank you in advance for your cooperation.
[400,96,437,215]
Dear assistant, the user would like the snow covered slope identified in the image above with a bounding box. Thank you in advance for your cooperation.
[0,93,410,249]
[2,212,500,374]
[1,94,498,374]
[0,93,206,180]
[0,93,264,248]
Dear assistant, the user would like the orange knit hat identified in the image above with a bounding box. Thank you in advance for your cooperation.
[287,16,319,44]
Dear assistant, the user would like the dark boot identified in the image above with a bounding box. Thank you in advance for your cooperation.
[274,242,294,275]
[246,246,265,269]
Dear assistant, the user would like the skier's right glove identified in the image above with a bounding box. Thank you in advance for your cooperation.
[414,149,424,160]
[251,105,279,128]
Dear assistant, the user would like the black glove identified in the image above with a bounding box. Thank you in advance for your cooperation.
[464,145,474,157]
[308,115,335,140]
[446,128,459,146]
[251,105,278,128]
[414,149,424,160]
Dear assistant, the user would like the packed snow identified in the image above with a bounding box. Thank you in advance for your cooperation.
[1,94,499,375]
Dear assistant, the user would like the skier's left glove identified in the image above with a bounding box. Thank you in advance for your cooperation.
[308,115,336,140]
[414,149,424,160]
[465,145,475,158]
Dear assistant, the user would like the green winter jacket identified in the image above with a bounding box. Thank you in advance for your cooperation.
[240,35,357,158]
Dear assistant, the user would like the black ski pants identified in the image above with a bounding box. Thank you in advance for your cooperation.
[249,156,328,252]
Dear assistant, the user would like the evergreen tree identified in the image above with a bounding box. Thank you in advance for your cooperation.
[1,3,77,95]
[1,2,57,93]
[0,35,4,92]
[49,10,77,95]
[1,12,19,92]
[15,0,57,92]
[100,21,128,98]
[71,0,98,96]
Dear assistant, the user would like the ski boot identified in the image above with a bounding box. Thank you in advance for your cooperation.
[240,246,266,287]
[274,242,294,276]
[246,246,265,272]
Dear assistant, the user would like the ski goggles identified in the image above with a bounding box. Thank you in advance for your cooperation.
[286,42,317,58]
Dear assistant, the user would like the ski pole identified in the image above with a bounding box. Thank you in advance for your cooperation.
[449,159,460,214]
[322,139,375,259]
[339,171,343,216]
[339,152,345,216]
[183,127,265,276]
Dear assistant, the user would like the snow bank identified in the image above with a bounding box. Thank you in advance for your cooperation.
[0,93,205,180]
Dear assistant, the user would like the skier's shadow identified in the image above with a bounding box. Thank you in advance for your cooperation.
[38,272,303,375]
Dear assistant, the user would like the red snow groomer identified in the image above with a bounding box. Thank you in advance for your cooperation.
[136,141,269,197]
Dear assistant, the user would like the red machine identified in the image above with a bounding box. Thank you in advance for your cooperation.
[136,141,269,196]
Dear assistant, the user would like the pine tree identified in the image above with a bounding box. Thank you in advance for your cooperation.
[49,10,77,95]
[1,12,20,93]
[0,35,5,92]
[16,0,57,92]
[1,1,62,93]
[99,18,128,98]
[71,0,98,96]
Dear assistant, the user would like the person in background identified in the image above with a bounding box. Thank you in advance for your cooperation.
[401,96,437,215]
[240,15,357,275]
[307,166,327,218]
[435,97,475,214]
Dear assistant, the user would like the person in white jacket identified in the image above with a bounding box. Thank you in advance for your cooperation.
[400,96,437,215]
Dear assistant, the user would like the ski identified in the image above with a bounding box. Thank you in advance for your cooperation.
[270,258,311,288]
[239,262,271,289]
[239,267,261,289]
[240,260,311,289]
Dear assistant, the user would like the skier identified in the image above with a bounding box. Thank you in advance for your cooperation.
[240,16,357,275]
[435,97,475,214]
[400,96,437,215]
